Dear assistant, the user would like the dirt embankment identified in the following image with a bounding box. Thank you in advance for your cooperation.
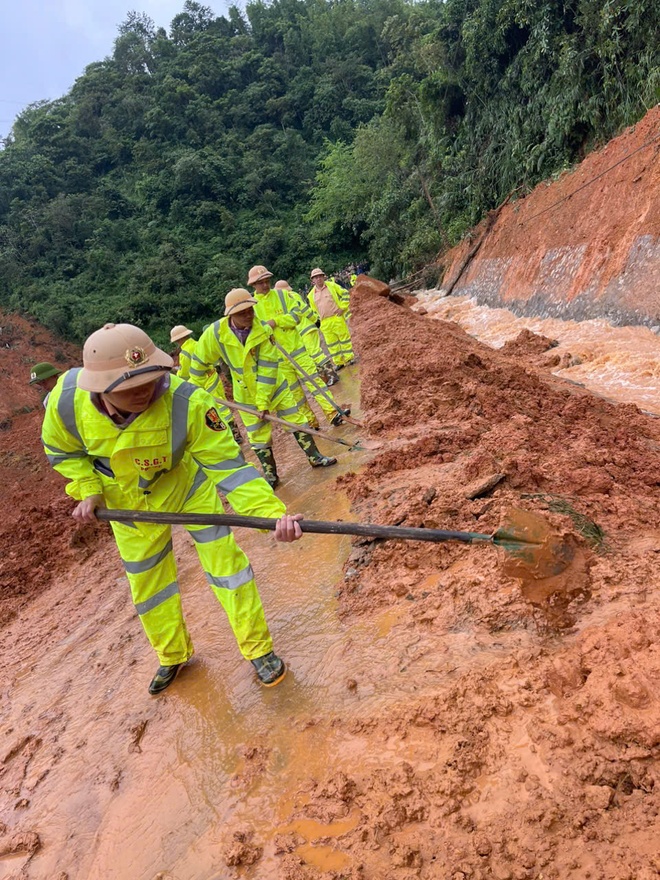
[271,282,660,879]
[440,105,660,326]
[0,315,108,628]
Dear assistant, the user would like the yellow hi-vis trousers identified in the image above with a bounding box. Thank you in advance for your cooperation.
[111,475,272,666]
[238,383,309,450]
[280,352,337,422]
[299,322,329,369]
[320,315,354,367]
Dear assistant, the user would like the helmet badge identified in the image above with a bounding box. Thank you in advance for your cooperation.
[125,346,148,367]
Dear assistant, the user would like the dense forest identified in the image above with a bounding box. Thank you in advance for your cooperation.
[0,0,657,344]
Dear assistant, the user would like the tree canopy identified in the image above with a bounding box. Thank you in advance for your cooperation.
[0,0,657,344]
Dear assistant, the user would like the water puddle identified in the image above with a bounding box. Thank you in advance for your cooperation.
[416,292,660,414]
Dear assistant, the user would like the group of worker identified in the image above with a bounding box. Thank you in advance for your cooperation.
[34,264,356,697]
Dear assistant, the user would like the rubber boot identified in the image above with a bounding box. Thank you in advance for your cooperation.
[254,447,280,488]
[323,364,340,386]
[293,431,337,468]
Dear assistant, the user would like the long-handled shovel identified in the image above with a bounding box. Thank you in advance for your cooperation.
[215,396,373,451]
[268,336,364,428]
[96,508,571,578]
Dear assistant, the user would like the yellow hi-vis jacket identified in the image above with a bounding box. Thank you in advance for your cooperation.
[42,369,285,518]
[308,280,350,317]
[189,318,287,412]
[253,287,309,354]
[177,337,221,395]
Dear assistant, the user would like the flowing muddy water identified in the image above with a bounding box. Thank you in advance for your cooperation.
[415,291,660,414]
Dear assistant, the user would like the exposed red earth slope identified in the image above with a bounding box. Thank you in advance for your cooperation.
[0,314,109,628]
[441,104,660,326]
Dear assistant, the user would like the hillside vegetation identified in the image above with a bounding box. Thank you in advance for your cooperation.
[0,0,657,344]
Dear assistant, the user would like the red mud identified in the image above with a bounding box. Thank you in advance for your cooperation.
[0,314,109,628]
[441,105,660,326]
[2,285,660,878]
[273,281,660,879]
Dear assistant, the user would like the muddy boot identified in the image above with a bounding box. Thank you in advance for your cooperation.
[293,431,337,468]
[251,651,286,687]
[322,364,340,386]
[254,447,280,489]
[148,663,184,695]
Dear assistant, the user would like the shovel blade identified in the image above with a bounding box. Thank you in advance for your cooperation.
[494,508,575,580]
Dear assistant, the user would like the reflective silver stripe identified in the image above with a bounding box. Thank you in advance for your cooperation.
[277,289,290,314]
[190,353,208,367]
[290,347,306,358]
[250,441,271,450]
[171,382,197,468]
[184,465,207,503]
[258,359,278,369]
[218,465,262,493]
[138,469,166,490]
[207,374,221,394]
[44,443,69,454]
[58,368,83,443]
[272,380,288,399]
[277,404,300,417]
[189,366,207,377]
[196,455,246,471]
[300,325,314,336]
[230,364,244,375]
[189,524,231,543]
[205,564,254,591]
[47,451,87,465]
[135,581,179,615]
[123,539,173,575]
[257,375,276,385]
[246,420,267,433]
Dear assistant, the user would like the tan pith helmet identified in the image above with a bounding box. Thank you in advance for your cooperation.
[79,323,173,394]
[170,324,193,344]
[310,267,325,279]
[247,264,273,285]
[274,279,292,290]
[224,288,258,316]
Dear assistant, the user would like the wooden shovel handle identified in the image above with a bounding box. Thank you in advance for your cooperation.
[96,508,491,544]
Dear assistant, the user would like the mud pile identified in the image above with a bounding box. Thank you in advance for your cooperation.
[440,105,660,326]
[0,314,108,627]
[273,285,660,879]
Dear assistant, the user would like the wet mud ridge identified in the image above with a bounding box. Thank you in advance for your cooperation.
[2,295,660,879]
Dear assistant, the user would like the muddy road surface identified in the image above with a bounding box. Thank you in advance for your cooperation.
[1,290,660,879]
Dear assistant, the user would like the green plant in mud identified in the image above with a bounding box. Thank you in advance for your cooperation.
[521,493,607,551]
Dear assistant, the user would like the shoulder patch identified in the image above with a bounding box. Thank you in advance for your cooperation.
[205,408,227,432]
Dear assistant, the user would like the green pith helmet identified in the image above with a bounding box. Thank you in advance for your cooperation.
[29,362,62,385]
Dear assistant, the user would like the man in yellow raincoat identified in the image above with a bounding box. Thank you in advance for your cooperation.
[308,268,355,369]
[43,323,302,695]
[247,265,345,426]
[190,289,337,488]
[273,280,339,386]
[170,324,241,444]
